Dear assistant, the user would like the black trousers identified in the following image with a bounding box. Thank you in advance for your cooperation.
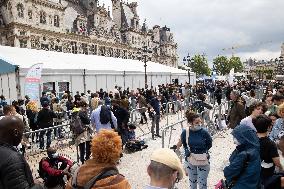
[79,141,91,164]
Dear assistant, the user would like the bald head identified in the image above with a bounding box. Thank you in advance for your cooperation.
[0,116,24,146]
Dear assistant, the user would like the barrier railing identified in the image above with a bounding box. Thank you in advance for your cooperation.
[129,107,151,134]
[161,99,230,148]
[23,124,80,162]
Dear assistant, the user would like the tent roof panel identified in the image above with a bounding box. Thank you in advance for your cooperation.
[0,45,188,74]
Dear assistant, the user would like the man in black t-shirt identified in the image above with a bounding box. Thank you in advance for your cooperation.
[253,115,282,186]
[265,136,284,189]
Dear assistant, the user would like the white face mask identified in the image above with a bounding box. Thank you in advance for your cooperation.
[51,153,59,159]
[191,124,202,131]
[233,137,241,145]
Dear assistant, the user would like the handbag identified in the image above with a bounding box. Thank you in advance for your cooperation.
[188,153,209,166]
[215,179,229,189]
[185,128,209,166]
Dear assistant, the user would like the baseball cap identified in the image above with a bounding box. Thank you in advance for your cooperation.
[150,148,184,180]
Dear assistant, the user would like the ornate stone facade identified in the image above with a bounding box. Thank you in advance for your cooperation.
[0,0,178,67]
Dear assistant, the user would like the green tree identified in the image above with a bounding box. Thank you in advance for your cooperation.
[213,56,230,75]
[213,56,244,75]
[192,54,211,77]
[229,56,244,73]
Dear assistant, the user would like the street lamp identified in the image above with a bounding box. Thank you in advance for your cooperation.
[183,54,194,84]
[137,46,152,89]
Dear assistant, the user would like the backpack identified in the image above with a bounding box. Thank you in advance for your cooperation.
[70,112,85,135]
[100,105,111,125]
[71,167,122,189]
[125,140,147,153]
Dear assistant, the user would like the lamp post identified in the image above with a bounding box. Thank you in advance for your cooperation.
[183,54,194,84]
[137,46,152,89]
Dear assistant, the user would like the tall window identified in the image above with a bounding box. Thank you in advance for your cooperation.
[40,11,46,24]
[54,39,62,52]
[89,44,97,55]
[99,46,106,56]
[19,39,27,48]
[54,15,59,27]
[82,43,88,55]
[109,48,114,57]
[71,41,77,54]
[17,3,24,18]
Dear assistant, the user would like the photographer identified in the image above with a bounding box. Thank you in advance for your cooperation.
[149,93,161,140]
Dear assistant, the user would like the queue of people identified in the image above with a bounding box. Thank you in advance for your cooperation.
[2,80,284,189]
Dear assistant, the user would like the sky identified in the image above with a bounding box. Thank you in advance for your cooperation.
[101,0,284,65]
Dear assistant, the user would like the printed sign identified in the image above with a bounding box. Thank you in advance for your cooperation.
[24,63,43,102]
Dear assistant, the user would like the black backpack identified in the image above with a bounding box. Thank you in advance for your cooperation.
[71,167,122,189]
[70,112,85,135]
[100,105,111,124]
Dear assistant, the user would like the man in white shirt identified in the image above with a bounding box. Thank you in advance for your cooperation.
[144,148,184,189]
[90,101,117,133]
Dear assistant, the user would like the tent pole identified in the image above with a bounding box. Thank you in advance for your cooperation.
[123,71,126,90]
[15,66,21,99]
[83,69,86,94]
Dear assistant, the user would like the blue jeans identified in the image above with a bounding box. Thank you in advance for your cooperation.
[185,161,210,189]
[39,130,51,149]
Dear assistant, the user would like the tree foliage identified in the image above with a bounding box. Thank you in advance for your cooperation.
[229,56,244,73]
[191,54,211,77]
[213,56,244,75]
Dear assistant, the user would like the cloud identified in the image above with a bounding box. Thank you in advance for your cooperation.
[101,0,284,64]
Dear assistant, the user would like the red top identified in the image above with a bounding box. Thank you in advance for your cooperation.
[42,156,73,176]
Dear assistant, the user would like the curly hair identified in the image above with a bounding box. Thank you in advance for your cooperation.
[26,101,38,112]
[248,102,267,115]
[185,110,200,123]
[91,129,122,164]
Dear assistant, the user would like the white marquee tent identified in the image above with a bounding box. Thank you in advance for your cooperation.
[0,45,195,101]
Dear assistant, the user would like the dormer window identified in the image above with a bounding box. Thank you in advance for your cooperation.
[54,15,60,27]
[40,11,46,24]
[28,10,32,19]
[131,19,134,27]
[17,3,24,18]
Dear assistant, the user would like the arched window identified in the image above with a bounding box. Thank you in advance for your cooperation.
[17,3,24,18]
[40,11,46,24]
[54,15,59,27]
[28,10,32,19]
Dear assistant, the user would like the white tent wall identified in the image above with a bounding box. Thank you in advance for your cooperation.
[85,75,97,92]
[132,74,144,89]
[114,74,124,89]
[15,71,194,100]
[96,75,107,91]
[0,72,17,103]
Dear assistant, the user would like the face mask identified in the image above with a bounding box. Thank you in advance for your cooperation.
[191,125,202,131]
[53,153,59,158]
[233,137,241,145]
[49,152,59,159]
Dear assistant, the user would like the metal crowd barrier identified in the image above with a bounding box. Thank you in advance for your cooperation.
[23,123,80,162]
[161,100,230,148]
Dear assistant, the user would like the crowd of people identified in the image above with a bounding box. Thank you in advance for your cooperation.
[2,80,284,189]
